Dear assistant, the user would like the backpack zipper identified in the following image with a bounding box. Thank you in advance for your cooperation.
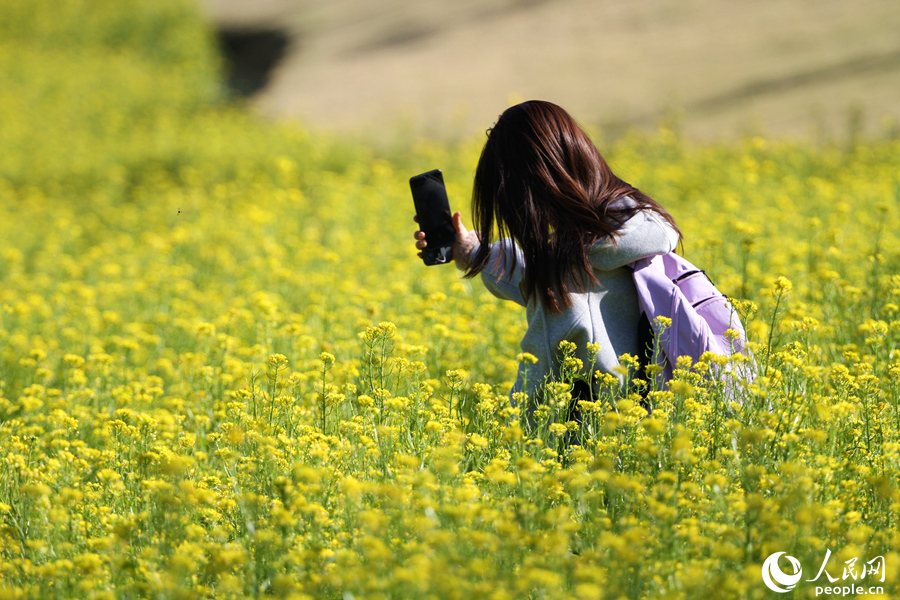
[692,295,720,309]
[673,269,716,287]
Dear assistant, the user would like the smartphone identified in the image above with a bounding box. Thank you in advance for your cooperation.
[409,169,456,266]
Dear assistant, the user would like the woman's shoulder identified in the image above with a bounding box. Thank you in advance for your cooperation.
[588,204,678,270]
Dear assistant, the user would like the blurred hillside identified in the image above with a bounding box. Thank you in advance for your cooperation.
[200,0,900,142]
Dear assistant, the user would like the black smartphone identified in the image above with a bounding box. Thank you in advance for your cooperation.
[409,169,456,266]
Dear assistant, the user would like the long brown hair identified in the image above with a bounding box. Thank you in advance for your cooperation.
[465,100,680,313]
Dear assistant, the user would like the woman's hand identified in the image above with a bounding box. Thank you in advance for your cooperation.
[413,212,480,270]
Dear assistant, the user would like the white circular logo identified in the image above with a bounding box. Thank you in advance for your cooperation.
[762,552,803,593]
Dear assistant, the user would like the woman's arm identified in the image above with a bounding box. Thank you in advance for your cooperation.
[412,214,526,306]
[589,210,679,271]
[476,239,527,306]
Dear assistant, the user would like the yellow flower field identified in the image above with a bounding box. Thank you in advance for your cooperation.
[1,1,899,598]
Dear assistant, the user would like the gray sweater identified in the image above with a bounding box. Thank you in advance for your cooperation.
[474,207,679,398]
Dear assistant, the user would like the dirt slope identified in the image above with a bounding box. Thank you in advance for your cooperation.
[201,0,900,142]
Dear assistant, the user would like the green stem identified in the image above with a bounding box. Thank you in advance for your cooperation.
[321,364,328,434]
[763,291,783,378]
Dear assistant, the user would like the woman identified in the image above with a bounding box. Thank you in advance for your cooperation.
[414,100,680,402]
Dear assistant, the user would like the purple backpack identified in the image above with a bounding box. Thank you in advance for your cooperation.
[630,252,750,385]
